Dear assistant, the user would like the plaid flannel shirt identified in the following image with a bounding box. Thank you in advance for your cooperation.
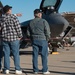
[1,14,22,41]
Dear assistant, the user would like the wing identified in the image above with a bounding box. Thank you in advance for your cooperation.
[20,20,32,38]
[21,20,31,27]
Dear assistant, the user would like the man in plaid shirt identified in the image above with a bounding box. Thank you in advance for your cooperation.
[1,5,22,74]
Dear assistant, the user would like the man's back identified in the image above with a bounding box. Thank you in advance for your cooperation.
[1,14,22,41]
[29,18,50,41]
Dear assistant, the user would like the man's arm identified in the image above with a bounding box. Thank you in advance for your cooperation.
[14,13,22,17]
[13,15,23,39]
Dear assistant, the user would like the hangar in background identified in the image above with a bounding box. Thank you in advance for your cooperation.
[62,12,75,36]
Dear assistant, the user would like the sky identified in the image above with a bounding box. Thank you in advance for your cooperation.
[0,0,75,23]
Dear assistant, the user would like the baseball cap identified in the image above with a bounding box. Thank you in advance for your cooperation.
[34,9,42,14]
[3,5,12,13]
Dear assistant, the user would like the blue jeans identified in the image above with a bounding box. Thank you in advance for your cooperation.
[0,45,3,70]
[32,40,48,72]
[2,40,21,70]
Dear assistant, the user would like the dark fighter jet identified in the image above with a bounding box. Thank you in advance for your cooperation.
[21,0,72,54]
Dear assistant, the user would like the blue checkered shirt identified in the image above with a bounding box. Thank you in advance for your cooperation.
[1,14,22,41]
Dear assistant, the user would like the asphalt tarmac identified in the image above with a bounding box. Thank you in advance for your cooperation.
[0,46,75,75]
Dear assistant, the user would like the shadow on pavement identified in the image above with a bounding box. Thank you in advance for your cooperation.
[50,71,75,75]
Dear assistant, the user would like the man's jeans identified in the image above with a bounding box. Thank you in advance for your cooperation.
[32,40,48,72]
[0,45,3,70]
[2,40,21,70]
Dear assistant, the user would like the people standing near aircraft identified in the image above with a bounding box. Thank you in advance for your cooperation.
[0,5,23,74]
[27,9,51,74]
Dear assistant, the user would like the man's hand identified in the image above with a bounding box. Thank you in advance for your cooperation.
[18,38,22,40]
[16,13,22,17]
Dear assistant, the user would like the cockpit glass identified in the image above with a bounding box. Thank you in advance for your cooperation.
[43,0,57,7]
